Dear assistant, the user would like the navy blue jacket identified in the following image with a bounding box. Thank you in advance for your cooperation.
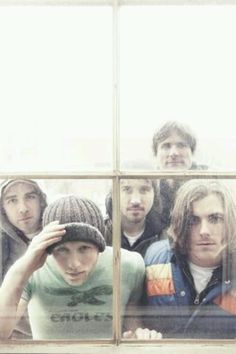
[144,239,236,339]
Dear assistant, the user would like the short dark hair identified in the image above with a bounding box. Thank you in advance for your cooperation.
[105,179,162,220]
[152,121,197,156]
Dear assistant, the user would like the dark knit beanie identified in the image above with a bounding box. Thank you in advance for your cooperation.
[43,195,106,254]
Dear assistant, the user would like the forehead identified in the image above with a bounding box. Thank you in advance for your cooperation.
[159,131,187,145]
[3,182,37,199]
[192,194,224,215]
[120,179,153,188]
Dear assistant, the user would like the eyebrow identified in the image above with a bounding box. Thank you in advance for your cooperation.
[191,212,224,217]
[54,246,68,251]
[3,191,37,201]
[3,194,18,201]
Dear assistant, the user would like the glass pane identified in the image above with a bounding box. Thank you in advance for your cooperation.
[0,6,112,172]
[105,178,161,338]
[120,6,236,171]
[116,177,236,340]
[0,178,114,340]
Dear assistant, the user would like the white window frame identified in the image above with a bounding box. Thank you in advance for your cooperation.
[0,1,236,353]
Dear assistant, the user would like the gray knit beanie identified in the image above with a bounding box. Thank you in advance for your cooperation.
[43,195,106,254]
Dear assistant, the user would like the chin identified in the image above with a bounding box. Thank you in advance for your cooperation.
[65,278,86,286]
[63,274,88,286]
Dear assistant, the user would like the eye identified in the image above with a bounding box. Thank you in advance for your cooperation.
[188,215,200,226]
[26,193,37,200]
[6,198,18,205]
[208,214,224,224]
[177,142,188,149]
[79,245,91,253]
[54,247,69,255]
[140,186,152,194]
[161,143,171,150]
[121,186,132,194]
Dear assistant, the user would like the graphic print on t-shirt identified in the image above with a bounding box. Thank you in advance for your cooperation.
[43,285,113,306]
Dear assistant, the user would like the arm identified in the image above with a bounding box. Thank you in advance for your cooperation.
[122,253,162,340]
[0,221,66,339]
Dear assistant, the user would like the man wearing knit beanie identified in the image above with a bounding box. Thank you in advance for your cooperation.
[43,195,106,255]
[0,195,159,340]
[0,178,47,339]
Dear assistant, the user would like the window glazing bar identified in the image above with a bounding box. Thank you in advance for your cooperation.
[0,0,113,5]
[120,0,236,5]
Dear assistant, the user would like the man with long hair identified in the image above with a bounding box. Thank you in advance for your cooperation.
[144,179,236,339]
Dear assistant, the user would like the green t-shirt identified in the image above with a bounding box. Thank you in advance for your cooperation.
[22,246,145,339]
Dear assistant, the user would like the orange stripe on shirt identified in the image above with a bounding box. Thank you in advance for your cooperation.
[146,263,175,296]
[147,278,175,296]
[213,291,236,315]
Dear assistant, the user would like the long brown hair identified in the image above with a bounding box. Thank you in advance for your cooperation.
[170,179,236,282]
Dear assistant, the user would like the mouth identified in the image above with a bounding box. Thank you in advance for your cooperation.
[167,161,184,165]
[197,242,215,246]
[127,208,144,212]
[18,216,32,222]
[66,271,86,279]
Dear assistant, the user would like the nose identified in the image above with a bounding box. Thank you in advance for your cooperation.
[169,144,179,156]
[18,201,29,214]
[130,192,141,205]
[67,253,82,270]
[199,220,210,237]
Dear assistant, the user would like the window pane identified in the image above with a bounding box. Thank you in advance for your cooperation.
[116,177,236,340]
[0,178,114,340]
[120,6,236,170]
[0,6,112,172]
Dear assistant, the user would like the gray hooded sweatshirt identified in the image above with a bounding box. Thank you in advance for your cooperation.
[0,179,47,339]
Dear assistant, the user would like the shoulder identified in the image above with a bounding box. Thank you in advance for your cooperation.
[0,230,9,243]
[120,248,145,273]
[191,162,208,170]
[144,239,172,266]
[102,246,144,267]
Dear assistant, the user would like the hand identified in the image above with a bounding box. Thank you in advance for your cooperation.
[22,221,66,272]
[123,328,162,340]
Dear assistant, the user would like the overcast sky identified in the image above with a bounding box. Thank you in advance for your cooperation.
[0,5,236,171]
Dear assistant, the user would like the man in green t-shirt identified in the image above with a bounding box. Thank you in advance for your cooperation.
[0,195,160,340]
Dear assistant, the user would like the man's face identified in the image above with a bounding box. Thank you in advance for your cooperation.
[155,132,193,170]
[2,182,42,236]
[52,241,99,286]
[120,179,154,225]
[187,194,225,267]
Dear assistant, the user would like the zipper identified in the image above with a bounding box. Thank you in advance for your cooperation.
[194,293,200,305]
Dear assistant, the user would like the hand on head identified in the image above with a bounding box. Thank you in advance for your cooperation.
[24,221,66,271]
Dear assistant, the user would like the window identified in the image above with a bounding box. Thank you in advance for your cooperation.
[0,1,236,353]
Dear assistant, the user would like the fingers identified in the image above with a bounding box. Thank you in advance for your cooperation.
[33,235,63,251]
[42,221,66,233]
[37,221,66,240]
[123,328,163,340]
[122,331,134,339]
[134,328,162,340]
[29,221,66,251]
[150,330,162,339]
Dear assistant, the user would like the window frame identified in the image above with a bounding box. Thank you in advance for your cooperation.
[0,0,236,353]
